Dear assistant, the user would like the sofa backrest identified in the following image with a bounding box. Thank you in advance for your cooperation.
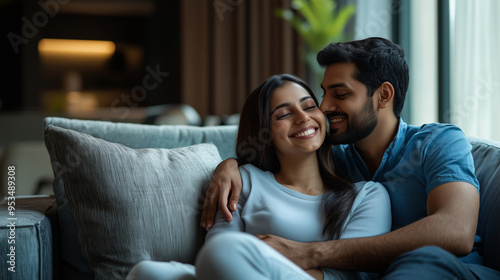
[469,137,500,271]
[44,117,238,160]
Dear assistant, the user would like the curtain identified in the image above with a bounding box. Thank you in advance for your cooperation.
[180,0,305,118]
[354,0,393,40]
[450,0,500,141]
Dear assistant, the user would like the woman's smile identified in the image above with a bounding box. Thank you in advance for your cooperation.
[290,127,319,139]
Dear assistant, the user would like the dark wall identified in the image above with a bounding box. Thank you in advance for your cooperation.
[0,0,181,111]
[143,0,181,106]
[0,0,23,110]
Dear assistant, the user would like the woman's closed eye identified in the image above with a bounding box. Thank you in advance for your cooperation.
[276,112,291,120]
[276,106,316,120]
[301,99,318,111]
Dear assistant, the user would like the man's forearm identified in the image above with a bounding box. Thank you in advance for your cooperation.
[303,182,479,271]
[259,217,447,272]
[311,230,404,271]
[308,213,475,271]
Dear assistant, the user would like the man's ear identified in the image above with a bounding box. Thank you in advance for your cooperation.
[377,82,395,109]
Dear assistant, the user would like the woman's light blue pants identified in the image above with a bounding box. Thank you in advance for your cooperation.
[126,232,315,280]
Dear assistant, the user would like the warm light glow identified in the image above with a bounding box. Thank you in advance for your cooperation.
[38,39,116,56]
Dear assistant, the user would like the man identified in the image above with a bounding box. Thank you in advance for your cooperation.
[201,37,500,279]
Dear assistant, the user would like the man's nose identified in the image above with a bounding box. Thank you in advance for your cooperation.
[320,95,337,112]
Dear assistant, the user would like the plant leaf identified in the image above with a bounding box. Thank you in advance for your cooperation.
[275,0,356,63]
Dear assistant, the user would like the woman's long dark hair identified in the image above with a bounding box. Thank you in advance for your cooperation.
[236,74,357,239]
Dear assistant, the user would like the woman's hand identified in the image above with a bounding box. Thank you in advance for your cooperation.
[200,158,242,228]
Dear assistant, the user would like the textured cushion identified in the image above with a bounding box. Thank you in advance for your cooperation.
[469,137,500,271]
[45,125,222,280]
[44,117,237,280]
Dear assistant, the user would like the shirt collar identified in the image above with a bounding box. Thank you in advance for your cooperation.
[370,118,407,179]
[345,118,408,180]
[390,118,408,157]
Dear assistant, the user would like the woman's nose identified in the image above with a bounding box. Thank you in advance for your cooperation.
[295,110,310,124]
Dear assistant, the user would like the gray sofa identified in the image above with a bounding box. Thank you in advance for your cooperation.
[0,117,499,280]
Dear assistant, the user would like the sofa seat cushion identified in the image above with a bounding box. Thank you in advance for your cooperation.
[0,198,54,280]
[45,125,222,280]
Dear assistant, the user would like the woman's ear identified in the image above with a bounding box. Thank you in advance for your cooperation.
[377,82,395,109]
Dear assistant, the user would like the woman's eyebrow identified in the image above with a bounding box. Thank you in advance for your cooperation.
[271,103,290,115]
[300,96,312,102]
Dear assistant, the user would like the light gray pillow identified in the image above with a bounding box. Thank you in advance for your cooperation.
[45,125,222,280]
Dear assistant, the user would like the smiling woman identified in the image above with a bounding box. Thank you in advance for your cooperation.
[268,82,326,165]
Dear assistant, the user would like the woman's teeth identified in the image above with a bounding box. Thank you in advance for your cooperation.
[294,128,315,137]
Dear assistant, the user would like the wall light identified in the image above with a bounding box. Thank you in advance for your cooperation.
[38,39,116,57]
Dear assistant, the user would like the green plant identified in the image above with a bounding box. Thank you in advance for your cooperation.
[276,0,355,85]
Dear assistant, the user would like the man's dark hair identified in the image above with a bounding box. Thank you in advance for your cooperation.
[317,37,409,118]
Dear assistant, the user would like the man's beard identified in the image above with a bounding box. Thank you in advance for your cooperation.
[328,97,378,145]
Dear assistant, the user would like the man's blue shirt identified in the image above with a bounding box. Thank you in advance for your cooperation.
[332,119,480,231]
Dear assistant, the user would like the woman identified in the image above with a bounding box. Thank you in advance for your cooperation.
[127,74,391,280]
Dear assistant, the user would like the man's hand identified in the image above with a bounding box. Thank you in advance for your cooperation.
[200,158,242,228]
[256,234,318,269]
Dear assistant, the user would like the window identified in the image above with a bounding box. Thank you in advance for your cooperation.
[408,0,439,126]
[449,0,500,141]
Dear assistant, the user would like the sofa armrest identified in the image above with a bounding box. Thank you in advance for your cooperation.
[0,195,58,280]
